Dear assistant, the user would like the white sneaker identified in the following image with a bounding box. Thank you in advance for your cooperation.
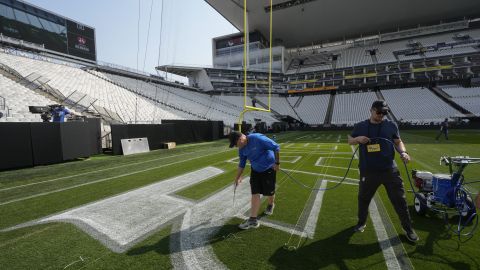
[238,218,260,230]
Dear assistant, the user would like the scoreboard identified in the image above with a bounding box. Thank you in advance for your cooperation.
[66,19,96,61]
[0,0,96,61]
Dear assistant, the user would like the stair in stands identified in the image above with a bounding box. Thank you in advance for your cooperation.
[429,86,475,116]
[323,92,336,126]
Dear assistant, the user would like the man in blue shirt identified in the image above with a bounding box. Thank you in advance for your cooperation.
[348,100,419,242]
[52,105,72,123]
[229,131,280,230]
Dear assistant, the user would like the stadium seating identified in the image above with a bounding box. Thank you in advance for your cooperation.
[381,87,463,123]
[290,94,330,125]
[442,86,480,116]
[0,52,180,123]
[0,73,77,122]
[253,95,299,118]
[286,28,480,73]
[331,91,378,125]
[93,71,278,126]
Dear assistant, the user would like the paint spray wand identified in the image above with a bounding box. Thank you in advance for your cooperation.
[233,182,238,207]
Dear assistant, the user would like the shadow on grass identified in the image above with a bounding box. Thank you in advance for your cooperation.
[408,205,478,269]
[126,224,240,256]
[268,226,384,270]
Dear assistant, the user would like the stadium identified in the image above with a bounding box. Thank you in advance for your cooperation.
[0,0,480,269]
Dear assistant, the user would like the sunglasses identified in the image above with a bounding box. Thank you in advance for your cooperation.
[375,110,388,116]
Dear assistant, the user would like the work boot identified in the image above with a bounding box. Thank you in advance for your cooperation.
[404,228,419,242]
[353,223,366,233]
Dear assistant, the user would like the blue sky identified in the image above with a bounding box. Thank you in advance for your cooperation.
[25,0,237,78]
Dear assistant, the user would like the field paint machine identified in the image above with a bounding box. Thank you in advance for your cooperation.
[412,156,480,237]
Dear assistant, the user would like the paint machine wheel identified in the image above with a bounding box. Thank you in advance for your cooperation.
[414,193,427,216]
[457,196,479,236]
[444,191,479,237]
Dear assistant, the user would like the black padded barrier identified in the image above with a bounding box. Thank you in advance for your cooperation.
[111,120,222,155]
[0,119,101,170]
[0,123,33,170]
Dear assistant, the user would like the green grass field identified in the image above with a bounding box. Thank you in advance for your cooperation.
[0,130,479,269]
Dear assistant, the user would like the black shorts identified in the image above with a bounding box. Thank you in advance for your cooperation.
[250,168,276,196]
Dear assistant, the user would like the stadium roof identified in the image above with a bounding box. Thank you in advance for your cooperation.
[205,0,480,47]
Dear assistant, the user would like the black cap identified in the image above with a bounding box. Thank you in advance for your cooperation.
[371,100,390,114]
[229,131,242,148]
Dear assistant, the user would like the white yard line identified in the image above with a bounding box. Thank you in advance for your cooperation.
[0,150,230,207]
[282,156,302,163]
[304,143,310,147]
[369,200,402,270]
[315,165,359,171]
[315,157,324,166]
[350,145,359,159]
[0,148,226,192]
[295,135,309,140]
[282,150,354,154]
[281,169,359,182]
[303,180,328,238]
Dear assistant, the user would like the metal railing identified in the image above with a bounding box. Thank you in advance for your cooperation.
[0,95,5,111]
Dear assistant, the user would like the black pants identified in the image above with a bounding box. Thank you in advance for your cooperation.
[436,129,448,140]
[358,168,413,230]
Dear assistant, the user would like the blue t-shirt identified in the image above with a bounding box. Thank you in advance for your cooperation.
[351,119,400,172]
[238,133,280,172]
[52,108,70,122]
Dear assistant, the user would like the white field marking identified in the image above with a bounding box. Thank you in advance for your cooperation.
[303,180,328,238]
[369,200,402,270]
[227,157,239,162]
[285,141,290,143]
[235,214,305,237]
[282,155,302,163]
[172,179,253,270]
[333,145,338,150]
[316,165,359,171]
[282,150,355,155]
[281,169,359,182]
[4,167,225,254]
[314,157,359,171]
[336,135,341,143]
[326,134,332,139]
[227,156,301,164]
[0,223,60,248]
[282,147,337,152]
[285,143,295,148]
[327,180,359,186]
[295,135,309,140]
[319,157,355,160]
[0,147,225,192]
[315,157,324,166]
[304,143,310,147]
[0,149,230,207]
[350,145,359,159]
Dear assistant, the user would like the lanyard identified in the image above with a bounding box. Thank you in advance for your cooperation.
[367,121,383,139]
